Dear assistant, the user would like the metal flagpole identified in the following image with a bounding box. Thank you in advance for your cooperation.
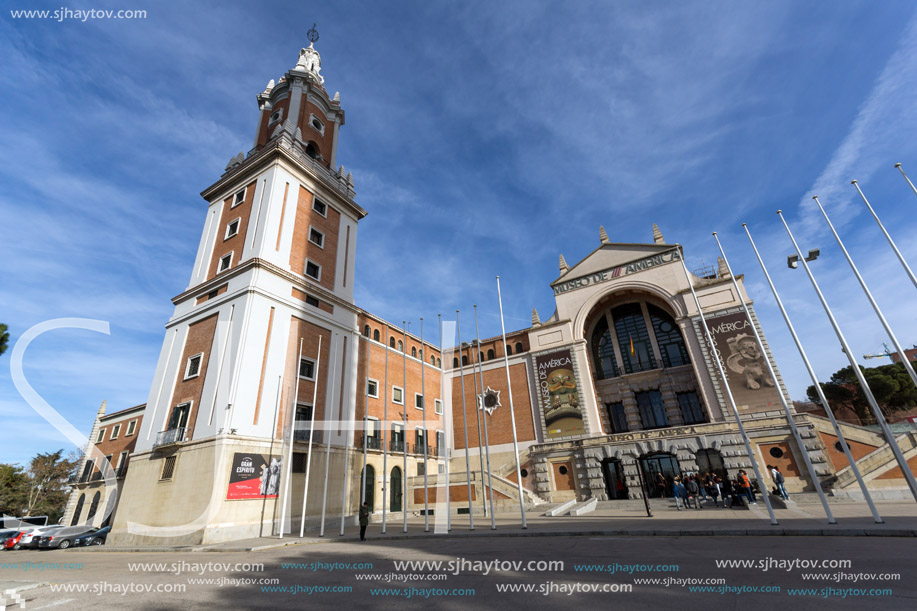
[279,339,304,538]
[814,195,917,390]
[851,180,917,291]
[678,246,779,525]
[712,233,835,524]
[382,328,389,534]
[319,334,338,537]
[402,322,409,533]
[473,306,497,530]
[360,335,370,506]
[778,211,917,502]
[468,334,488,518]
[420,318,430,532]
[455,311,475,529]
[300,335,322,537]
[743,225,883,523]
[439,314,451,531]
[339,388,353,537]
[495,278,528,529]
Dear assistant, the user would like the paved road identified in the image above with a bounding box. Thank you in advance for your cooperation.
[3,534,914,610]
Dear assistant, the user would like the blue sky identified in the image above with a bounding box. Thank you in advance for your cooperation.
[2,1,916,466]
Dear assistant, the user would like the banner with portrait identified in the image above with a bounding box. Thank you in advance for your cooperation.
[227,452,282,500]
[704,311,784,413]
[535,349,586,438]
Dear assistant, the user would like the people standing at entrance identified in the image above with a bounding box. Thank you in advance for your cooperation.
[655,472,666,498]
[673,477,687,511]
[772,466,789,500]
[706,475,720,507]
[738,470,756,505]
[359,502,371,541]
[722,476,734,508]
[685,476,701,509]
[696,473,708,504]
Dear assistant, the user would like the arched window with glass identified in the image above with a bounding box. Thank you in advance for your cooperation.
[612,303,656,374]
[591,316,620,380]
[649,304,689,368]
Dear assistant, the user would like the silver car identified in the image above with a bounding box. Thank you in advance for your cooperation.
[18,525,64,549]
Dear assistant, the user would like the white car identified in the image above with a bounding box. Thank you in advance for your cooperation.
[18,525,64,549]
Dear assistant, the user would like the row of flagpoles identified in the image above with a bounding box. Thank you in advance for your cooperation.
[278,163,917,536]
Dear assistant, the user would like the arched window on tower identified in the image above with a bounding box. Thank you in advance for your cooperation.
[389,337,396,348]
[479,351,484,363]
[487,349,495,360]
[591,316,620,380]
[373,329,380,342]
[514,342,524,354]
[363,325,370,337]
[648,305,690,368]
[430,356,435,365]
[437,358,441,367]
[398,340,403,352]
[507,345,513,356]
[305,141,320,159]
[411,347,417,358]
[453,357,459,368]
[462,355,468,366]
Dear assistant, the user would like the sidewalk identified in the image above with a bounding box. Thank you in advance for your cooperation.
[86,499,917,553]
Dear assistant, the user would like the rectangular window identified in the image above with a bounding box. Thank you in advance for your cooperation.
[126,420,137,436]
[635,390,668,430]
[391,423,404,452]
[308,226,324,248]
[438,463,445,474]
[232,188,245,207]
[305,260,321,281]
[160,456,177,480]
[677,391,707,425]
[605,402,628,434]
[415,393,424,410]
[305,295,320,308]
[167,402,191,431]
[292,452,307,474]
[294,404,312,442]
[417,462,425,476]
[218,252,233,273]
[185,353,203,379]
[96,429,105,444]
[80,460,94,483]
[100,455,113,479]
[110,424,121,440]
[392,386,404,405]
[365,417,381,449]
[367,379,379,398]
[434,399,443,415]
[415,429,426,454]
[312,199,327,216]
[435,430,445,457]
[117,451,129,477]
[225,218,240,239]
[299,357,316,380]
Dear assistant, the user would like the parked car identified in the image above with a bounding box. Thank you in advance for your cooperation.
[20,525,65,549]
[39,526,102,550]
[0,530,20,550]
[75,526,110,546]
[2,530,33,550]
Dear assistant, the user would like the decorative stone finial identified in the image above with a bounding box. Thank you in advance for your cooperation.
[599,225,610,244]
[532,308,541,326]
[652,223,665,244]
[333,91,340,102]
[295,43,324,84]
[559,254,569,273]
[717,256,730,278]
[98,400,107,416]
[265,79,275,93]
[346,172,354,187]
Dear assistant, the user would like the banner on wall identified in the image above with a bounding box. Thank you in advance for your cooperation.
[227,452,282,500]
[535,349,585,438]
[704,311,784,413]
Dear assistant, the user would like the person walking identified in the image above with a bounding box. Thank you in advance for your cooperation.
[673,477,687,511]
[707,475,720,507]
[685,476,701,510]
[773,466,789,500]
[655,472,667,499]
[738,470,756,505]
[359,501,371,541]
[721,476,733,508]
[696,473,708,504]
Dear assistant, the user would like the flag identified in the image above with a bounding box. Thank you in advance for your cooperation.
[629,335,635,356]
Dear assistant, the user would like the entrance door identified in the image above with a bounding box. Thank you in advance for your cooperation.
[390,466,402,512]
[639,452,681,498]
[362,465,375,511]
[602,459,628,500]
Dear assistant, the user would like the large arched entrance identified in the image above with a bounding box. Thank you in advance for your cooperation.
[694,448,726,479]
[639,452,681,498]
[86,491,101,523]
[390,466,402,512]
[601,458,629,500]
[362,465,375,511]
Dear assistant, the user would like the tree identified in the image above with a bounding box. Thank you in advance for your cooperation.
[807,359,917,425]
[23,451,79,522]
[0,323,8,357]
[0,463,28,516]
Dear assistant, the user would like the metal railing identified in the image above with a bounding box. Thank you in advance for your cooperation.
[153,427,186,449]
[390,439,406,453]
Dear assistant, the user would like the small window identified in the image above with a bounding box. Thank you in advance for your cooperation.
[487,349,495,360]
[218,252,233,273]
[160,456,177,481]
[185,353,203,379]
[411,347,417,358]
[305,260,321,281]
[521,468,529,478]
[292,452,307,474]
[103,455,114,477]
[453,358,459,368]
[515,342,524,354]
[558,465,568,475]
[479,351,484,363]
[117,451,129,477]
[126,420,137,436]
[96,429,105,444]
[392,386,404,405]
[417,462,425,476]
[461,355,468,366]
[507,345,513,356]
[373,329,380,342]
[225,218,240,239]
[389,337,396,348]
[415,393,424,410]
[305,141,320,159]
[436,358,441,367]
[769,447,785,459]
[430,356,435,365]
[299,358,316,380]
[834,441,845,453]
[232,188,245,207]
[305,295,320,308]
[310,114,324,134]
[363,325,370,337]
[438,463,445,474]
[309,226,324,248]
[367,379,379,398]
[434,399,443,415]
[110,424,121,440]
[312,199,327,217]
[398,340,404,351]
[269,109,283,125]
